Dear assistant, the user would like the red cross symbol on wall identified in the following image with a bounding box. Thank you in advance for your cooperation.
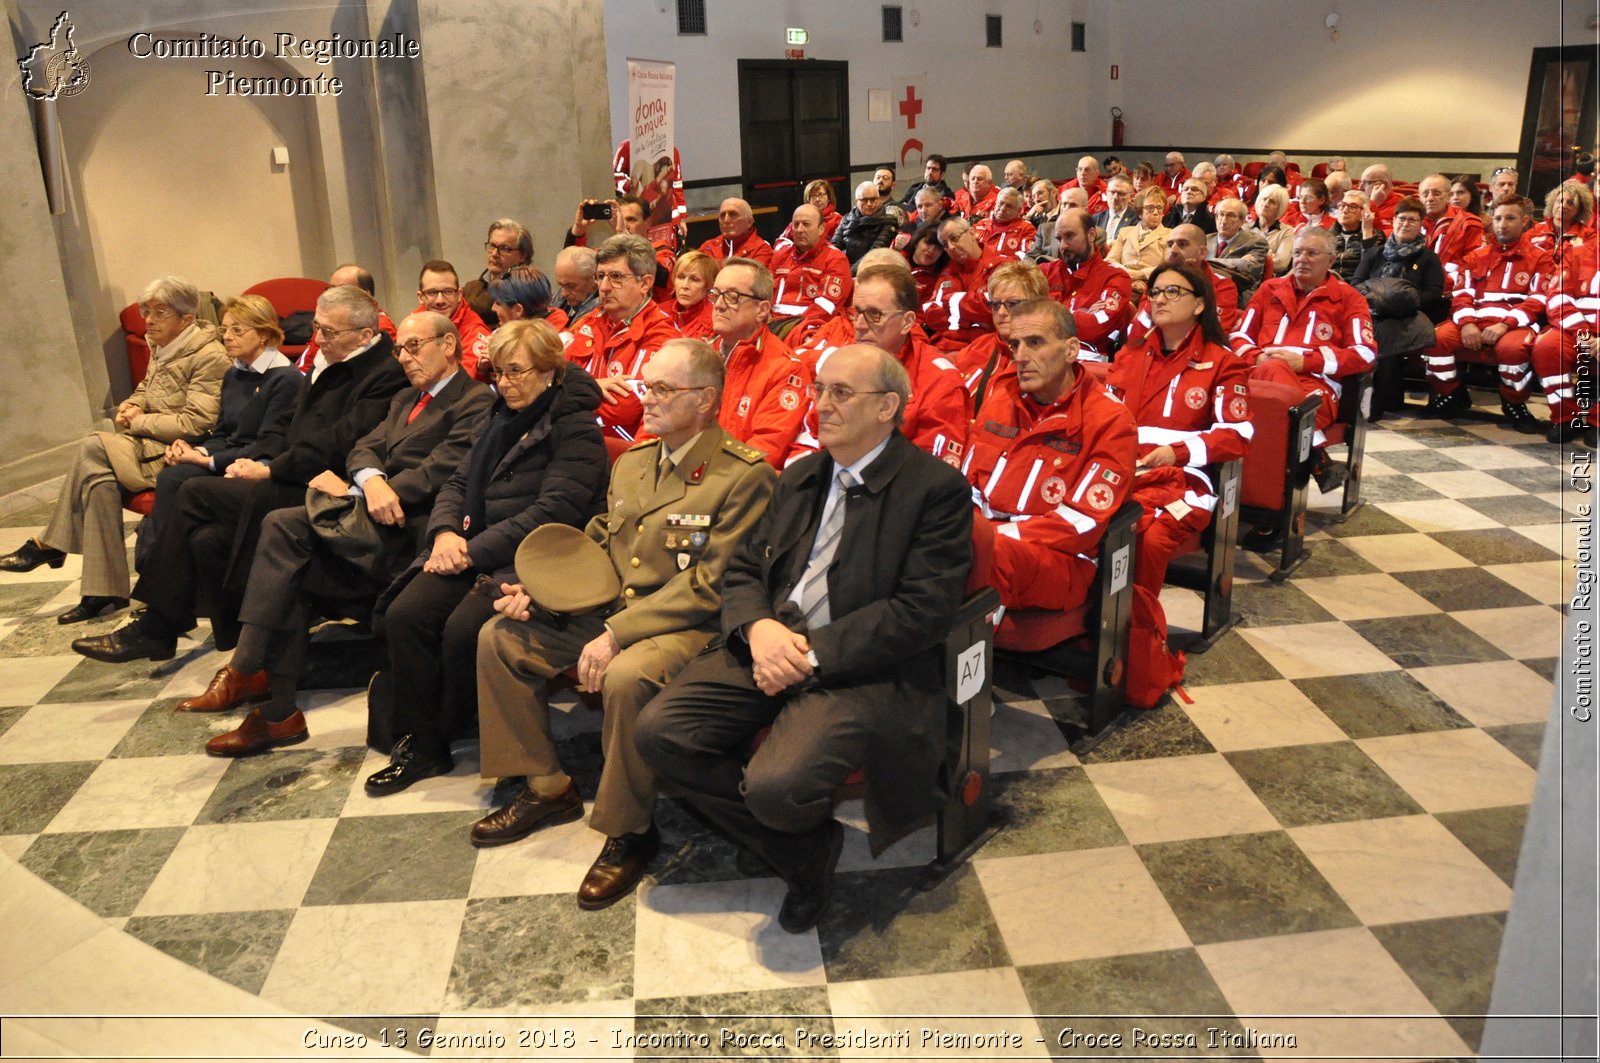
[899,85,923,129]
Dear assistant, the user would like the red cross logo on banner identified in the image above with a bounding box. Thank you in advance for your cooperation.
[899,85,923,129]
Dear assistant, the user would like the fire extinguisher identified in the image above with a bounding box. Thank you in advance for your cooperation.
[1111,107,1125,148]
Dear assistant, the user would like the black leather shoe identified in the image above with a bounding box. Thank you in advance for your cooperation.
[778,819,844,934]
[72,619,176,663]
[1422,387,1472,418]
[1501,401,1542,435]
[0,539,66,573]
[578,824,661,910]
[470,780,583,847]
[57,596,128,625]
[1311,451,1349,494]
[363,735,454,796]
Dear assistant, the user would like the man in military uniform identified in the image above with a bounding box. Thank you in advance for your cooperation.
[470,337,775,911]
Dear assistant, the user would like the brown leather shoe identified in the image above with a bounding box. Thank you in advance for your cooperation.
[577,823,660,910]
[178,665,270,712]
[205,708,308,757]
[469,781,583,848]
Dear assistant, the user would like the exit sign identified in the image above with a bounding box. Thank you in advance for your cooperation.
[786,28,808,45]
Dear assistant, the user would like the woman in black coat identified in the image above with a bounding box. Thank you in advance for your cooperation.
[1352,196,1445,419]
[367,319,608,791]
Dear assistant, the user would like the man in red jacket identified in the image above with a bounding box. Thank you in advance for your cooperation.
[575,235,683,440]
[700,198,774,267]
[1060,155,1108,214]
[1426,195,1557,430]
[709,258,811,467]
[1232,226,1377,489]
[1159,151,1190,201]
[790,264,968,465]
[415,260,492,382]
[1359,164,1398,236]
[1418,173,1485,281]
[954,164,998,221]
[925,216,1006,351]
[769,205,853,345]
[975,187,1034,260]
[1040,209,1134,359]
[963,298,1137,650]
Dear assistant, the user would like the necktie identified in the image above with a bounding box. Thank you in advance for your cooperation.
[656,452,674,489]
[796,469,855,628]
[406,392,431,424]
[1215,238,1228,258]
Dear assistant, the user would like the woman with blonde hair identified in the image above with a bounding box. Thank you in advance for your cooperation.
[664,250,719,338]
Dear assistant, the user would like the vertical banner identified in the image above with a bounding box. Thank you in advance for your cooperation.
[893,73,929,182]
[623,58,681,243]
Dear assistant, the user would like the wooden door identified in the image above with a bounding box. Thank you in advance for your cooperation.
[737,60,850,243]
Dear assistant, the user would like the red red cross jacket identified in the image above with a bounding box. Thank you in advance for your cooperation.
[699,227,775,268]
[564,299,682,440]
[1158,167,1190,200]
[786,330,969,465]
[1231,273,1378,380]
[663,297,715,339]
[1450,235,1558,331]
[1424,206,1486,277]
[923,249,1006,351]
[1060,177,1108,215]
[769,241,853,344]
[954,186,998,221]
[953,333,1011,401]
[1104,327,1253,511]
[964,365,1138,613]
[1543,241,1600,334]
[716,327,811,468]
[1040,253,1135,356]
[975,216,1035,260]
[1529,220,1596,268]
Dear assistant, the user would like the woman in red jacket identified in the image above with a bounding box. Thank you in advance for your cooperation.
[663,250,718,339]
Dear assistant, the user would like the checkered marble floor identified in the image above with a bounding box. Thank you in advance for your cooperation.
[0,401,1582,1061]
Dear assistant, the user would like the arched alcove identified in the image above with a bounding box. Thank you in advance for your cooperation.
[62,40,334,314]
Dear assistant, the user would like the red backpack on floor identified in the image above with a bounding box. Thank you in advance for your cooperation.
[1126,584,1186,709]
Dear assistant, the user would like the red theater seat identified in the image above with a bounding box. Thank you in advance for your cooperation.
[243,277,328,360]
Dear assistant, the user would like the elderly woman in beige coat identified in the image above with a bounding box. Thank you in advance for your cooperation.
[0,275,228,622]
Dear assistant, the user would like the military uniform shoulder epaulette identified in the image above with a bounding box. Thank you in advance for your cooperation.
[624,437,658,453]
[721,438,766,465]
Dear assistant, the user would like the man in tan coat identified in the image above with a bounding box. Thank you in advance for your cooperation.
[470,337,775,910]
[0,274,226,622]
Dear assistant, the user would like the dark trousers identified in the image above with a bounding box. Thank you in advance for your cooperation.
[382,570,498,758]
[635,641,884,885]
[135,463,212,576]
[133,474,301,635]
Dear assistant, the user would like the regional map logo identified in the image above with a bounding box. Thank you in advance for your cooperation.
[19,11,90,100]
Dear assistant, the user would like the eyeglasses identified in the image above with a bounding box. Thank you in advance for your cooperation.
[640,381,711,400]
[138,305,176,321]
[985,297,1026,313]
[1148,285,1198,301]
[856,196,881,204]
[418,287,459,299]
[485,241,522,255]
[707,287,761,307]
[218,325,254,338]
[398,334,447,355]
[811,382,889,404]
[312,320,365,337]
[492,364,540,382]
[1359,179,1384,187]
[847,306,907,326]
[937,229,970,248]
[1291,248,1332,258]
[1491,167,1515,178]
[596,270,643,286]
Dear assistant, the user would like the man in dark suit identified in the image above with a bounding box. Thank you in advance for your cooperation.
[1091,174,1139,249]
[74,286,408,663]
[635,343,974,934]
[181,312,493,755]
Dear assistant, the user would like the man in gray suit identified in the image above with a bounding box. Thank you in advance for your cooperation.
[1207,197,1268,305]
[189,311,493,756]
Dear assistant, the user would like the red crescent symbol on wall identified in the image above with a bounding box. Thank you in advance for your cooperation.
[900,138,924,167]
